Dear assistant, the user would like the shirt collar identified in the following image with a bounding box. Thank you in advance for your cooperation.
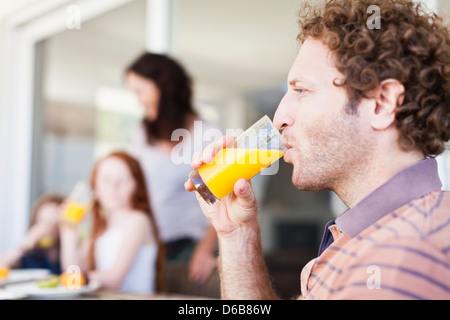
[335,158,442,238]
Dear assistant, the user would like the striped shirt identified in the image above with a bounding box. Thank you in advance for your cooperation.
[300,158,450,299]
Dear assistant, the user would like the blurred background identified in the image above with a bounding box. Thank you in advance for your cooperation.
[0,0,449,299]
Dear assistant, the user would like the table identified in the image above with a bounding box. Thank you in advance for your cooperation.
[1,281,217,300]
[78,289,217,300]
[1,268,220,300]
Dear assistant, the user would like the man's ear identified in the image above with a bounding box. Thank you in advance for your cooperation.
[370,79,405,130]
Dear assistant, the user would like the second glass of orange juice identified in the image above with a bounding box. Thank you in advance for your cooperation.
[189,115,286,205]
[62,181,92,225]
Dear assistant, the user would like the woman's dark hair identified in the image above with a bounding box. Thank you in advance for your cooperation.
[298,0,450,157]
[127,53,197,143]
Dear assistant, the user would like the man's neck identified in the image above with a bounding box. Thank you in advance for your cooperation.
[336,149,425,208]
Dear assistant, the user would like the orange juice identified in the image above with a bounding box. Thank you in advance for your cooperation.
[62,202,87,224]
[0,267,10,279]
[38,235,56,249]
[198,148,284,199]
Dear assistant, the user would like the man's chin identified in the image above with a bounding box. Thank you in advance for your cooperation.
[291,172,327,192]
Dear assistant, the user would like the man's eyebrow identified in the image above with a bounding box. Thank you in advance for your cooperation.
[288,77,315,87]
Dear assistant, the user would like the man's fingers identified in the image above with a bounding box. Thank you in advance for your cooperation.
[203,135,235,164]
[184,180,195,192]
[191,135,236,169]
[233,179,256,210]
[191,151,204,168]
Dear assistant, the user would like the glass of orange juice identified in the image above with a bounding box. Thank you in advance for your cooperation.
[0,266,10,279]
[189,115,286,206]
[62,181,92,225]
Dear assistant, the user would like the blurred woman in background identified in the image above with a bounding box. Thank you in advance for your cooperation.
[126,53,217,284]
[60,151,165,293]
[0,194,64,274]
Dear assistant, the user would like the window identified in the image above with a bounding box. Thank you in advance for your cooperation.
[31,0,146,201]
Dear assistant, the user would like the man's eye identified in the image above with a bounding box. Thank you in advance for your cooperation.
[294,88,306,96]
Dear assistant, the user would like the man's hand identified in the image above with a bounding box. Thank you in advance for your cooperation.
[185,135,278,299]
[184,136,259,238]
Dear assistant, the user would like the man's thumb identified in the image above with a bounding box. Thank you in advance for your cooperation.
[234,179,256,208]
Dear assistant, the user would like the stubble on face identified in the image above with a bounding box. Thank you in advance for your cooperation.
[290,99,370,193]
[276,38,373,198]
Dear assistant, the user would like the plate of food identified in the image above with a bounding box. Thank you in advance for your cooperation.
[0,268,51,287]
[4,272,100,299]
[0,289,27,300]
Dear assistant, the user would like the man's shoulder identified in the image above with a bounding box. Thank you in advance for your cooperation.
[356,190,450,263]
[332,190,450,299]
[355,235,450,267]
[407,190,450,214]
[334,235,450,299]
[384,190,450,246]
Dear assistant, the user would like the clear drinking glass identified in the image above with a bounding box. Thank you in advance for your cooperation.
[62,181,92,225]
[189,115,286,206]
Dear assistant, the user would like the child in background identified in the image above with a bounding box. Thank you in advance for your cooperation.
[60,151,165,293]
[0,194,65,274]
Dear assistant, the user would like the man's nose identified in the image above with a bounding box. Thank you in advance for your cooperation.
[273,93,293,131]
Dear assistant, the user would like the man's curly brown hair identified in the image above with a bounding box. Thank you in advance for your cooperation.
[298,0,450,157]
